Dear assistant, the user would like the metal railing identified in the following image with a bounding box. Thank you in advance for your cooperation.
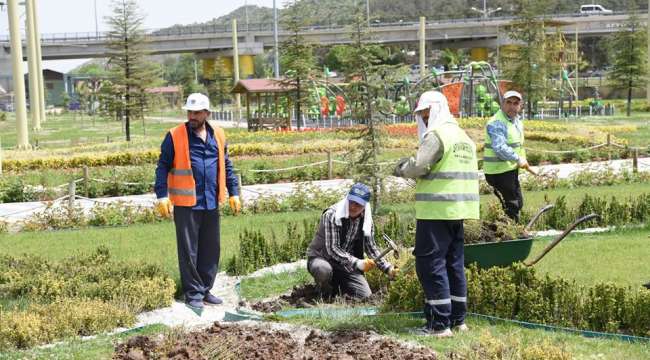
[0,11,636,43]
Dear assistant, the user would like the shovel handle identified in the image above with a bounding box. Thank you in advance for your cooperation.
[524,166,539,177]
[524,204,555,232]
[524,213,600,267]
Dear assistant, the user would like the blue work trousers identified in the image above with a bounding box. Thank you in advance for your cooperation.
[173,207,220,301]
[414,219,467,331]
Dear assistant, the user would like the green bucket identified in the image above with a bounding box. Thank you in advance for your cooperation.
[464,238,533,268]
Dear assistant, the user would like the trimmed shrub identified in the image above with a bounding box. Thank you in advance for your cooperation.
[382,263,650,336]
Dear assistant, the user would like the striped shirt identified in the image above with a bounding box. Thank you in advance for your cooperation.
[307,207,392,273]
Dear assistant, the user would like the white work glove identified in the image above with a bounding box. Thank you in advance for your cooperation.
[355,258,376,273]
[517,157,529,169]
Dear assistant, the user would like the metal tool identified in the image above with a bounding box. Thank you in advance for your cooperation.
[374,234,400,262]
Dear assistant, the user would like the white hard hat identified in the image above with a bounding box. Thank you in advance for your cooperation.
[413,90,439,113]
[182,93,211,111]
[503,90,522,100]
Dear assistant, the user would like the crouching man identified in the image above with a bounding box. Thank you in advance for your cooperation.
[306,183,398,299]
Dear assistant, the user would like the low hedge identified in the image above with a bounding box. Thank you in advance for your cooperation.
[0,299,134,350]
[0,247,176,350]
[383,263,650,337]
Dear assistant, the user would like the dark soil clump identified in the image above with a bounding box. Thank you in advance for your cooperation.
[250,284,383,313]
[114,322,436,359]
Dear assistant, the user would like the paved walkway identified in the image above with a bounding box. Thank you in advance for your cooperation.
[0,157,647,226]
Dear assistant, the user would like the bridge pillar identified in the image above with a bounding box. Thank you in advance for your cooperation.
[0,51,12,94]
[6,0,30,149]
[202,56,253,80]
[470,47,488,62]
[239,55,255,79]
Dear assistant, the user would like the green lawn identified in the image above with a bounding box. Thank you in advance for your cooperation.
[0,210,322,286]
[0,324,166,360]
[531,227,650,287]
[285,313,650,359]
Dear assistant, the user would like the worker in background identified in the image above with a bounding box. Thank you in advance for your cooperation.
[154,93,241,313]
[306,183,398,300]
[394,91,480,337]
[483,90,528,222]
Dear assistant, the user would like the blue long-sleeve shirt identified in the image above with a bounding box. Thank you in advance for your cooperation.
[154,122,239,210]
[486,113,523,162]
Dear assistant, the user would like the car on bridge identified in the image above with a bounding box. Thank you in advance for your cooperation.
[579,4,614,15]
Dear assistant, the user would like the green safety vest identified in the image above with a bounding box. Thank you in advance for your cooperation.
[483,110,526,175]
[415,121,480,220]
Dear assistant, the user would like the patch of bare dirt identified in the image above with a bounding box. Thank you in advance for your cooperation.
[113,322,436,359]
[249,284,383,313]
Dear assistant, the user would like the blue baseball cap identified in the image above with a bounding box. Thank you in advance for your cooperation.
[347,183,371,206]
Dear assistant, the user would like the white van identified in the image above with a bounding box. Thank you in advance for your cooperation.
[579,4,613,15]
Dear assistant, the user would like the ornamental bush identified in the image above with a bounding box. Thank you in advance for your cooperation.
[0,247,175,350]
[382,263,650,336]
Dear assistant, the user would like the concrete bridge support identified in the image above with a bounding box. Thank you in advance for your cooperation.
[6,0,29,149]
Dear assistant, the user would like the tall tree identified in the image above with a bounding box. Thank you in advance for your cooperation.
[105,0,155,141]
[207,58,233,112]
[606,3,647,116]
[279,0,316,130]
[342,1,408,212]
[500,0,556,118]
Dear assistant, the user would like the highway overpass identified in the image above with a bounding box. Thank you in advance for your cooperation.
[0,12,637,60]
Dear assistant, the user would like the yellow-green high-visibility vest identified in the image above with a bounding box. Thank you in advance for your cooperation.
[483,110,526,175]
[415,121,480,220]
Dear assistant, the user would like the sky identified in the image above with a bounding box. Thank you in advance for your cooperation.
[0,0,278,73]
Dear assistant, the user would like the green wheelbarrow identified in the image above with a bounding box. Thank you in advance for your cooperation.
[464,205,600,268]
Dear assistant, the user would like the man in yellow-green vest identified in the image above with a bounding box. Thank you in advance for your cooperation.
[394,91,479,338]
[484,90,528,222]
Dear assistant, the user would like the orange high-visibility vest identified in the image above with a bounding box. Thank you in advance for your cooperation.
[167,123,227,206]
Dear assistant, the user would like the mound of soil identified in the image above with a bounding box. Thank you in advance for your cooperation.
[114,322,436,359]
[250,284,383,313]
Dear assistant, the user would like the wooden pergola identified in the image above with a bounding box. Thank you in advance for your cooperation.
[231,79,295,131]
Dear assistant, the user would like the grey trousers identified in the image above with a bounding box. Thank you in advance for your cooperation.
[307,257,372,299]
[173,206,220,301]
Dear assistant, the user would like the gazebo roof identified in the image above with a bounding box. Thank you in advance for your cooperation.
[231,79,294,94]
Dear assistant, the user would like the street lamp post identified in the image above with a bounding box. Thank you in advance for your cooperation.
[273,0,279,78]
[4,0,30,148]
[471,0,501,19]
[366,0,370,27]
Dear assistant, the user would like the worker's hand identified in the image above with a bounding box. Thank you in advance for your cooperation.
[155,197,173,218]
[356,258,376,273]
[517,158,529,169]
[229,196,241,215]
[393,158,410,177]
[388,266,400,280]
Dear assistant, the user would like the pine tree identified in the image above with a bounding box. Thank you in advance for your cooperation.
[606,2,647,116]
[342,1,408,213]
[278,0,316,130]
[500,0,555,119]
[105,0,157,141]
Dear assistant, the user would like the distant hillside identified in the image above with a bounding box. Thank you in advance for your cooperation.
[164,1,645,30]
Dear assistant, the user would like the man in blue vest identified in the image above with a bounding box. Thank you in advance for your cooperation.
[394,91,480,337]
[483,90,529,222]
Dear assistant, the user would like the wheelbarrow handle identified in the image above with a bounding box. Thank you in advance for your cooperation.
[524,204,555,233]
[524,213,600,267]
